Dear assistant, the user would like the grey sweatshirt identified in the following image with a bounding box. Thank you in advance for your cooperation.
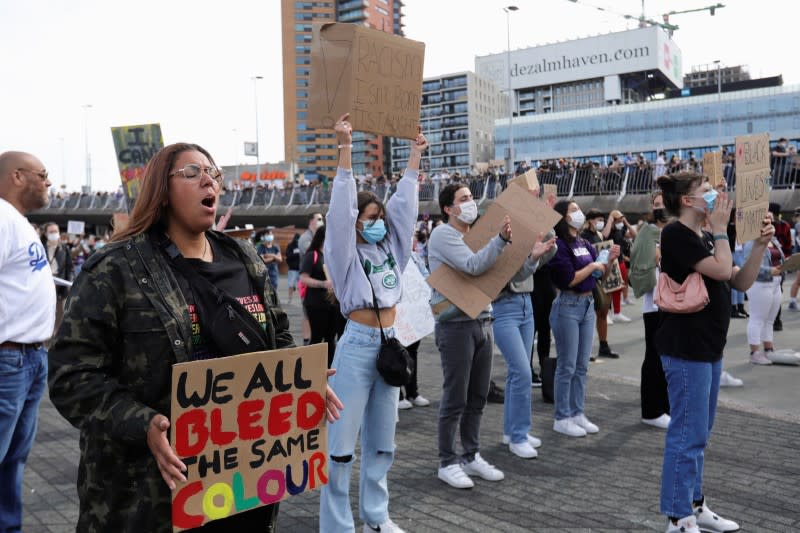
[503,229,558,295]
[324,167,418,317]
[428,222,509,320]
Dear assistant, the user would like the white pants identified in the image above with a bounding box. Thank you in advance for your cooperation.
[745,277,782,346]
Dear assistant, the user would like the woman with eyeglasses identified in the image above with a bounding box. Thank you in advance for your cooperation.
[319,114,427,533]
[48,143,342,532]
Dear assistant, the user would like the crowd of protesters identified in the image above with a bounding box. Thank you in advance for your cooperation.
[3,132,799,533]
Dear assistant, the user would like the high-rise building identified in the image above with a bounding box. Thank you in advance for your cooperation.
[683,64,751,88]
[281,0,404,180]
[391,72,506,176]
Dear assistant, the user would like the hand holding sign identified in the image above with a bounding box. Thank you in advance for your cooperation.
[334,113,353,144]
[500,215,512,242]
[325,368,343,422]
[410,126,428,154]
[756,218,776,246]
[147,414,187,490]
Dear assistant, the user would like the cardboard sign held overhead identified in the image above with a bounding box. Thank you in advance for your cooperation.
[67,220,85,235]
[489,159,505,168]
[475,162,489,173]
[308,23,425,140]
[510,169,540,191]
[735,133,770,243]
[703,151,724,188]
[543,183,557,200]
[169,345,328,531]
[427,183,561,318]
[111,123,164,208]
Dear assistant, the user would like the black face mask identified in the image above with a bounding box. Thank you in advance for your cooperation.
[417,234,427,243]
[653,208,667,222]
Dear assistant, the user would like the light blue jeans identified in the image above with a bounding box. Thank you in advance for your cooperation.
[549,292,595,421]
[492,294,534,443]
[660,355,722,518]
[319,321,399,533]
[0,344,48,533]
[731,249,745,305]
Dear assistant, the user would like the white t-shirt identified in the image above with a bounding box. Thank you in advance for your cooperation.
[0,198,56,343]
[642,266,659,314]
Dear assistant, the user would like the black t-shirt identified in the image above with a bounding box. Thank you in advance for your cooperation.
[655,221,730,362]
[286,240,301,270]
[580,229,603,245]
[171,239,268,360]
[301,249,333,309]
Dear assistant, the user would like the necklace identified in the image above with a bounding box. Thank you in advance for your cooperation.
[201,236,208,261]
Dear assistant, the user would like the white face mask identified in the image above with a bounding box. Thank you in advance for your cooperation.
[595,221,605,231]
[47,233,60,242]
[456,200,478,225]
[615,222,624,230]
[568,209,585,229]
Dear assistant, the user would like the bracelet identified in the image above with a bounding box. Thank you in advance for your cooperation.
[713,234,729,241]
[337,144,353,149]
[499,233,512,244]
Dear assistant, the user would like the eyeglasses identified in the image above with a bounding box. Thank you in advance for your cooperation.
[169,164,223,184]
[17,168,49,181]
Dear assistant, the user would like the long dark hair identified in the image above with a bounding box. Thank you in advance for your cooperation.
[309,223,326,254]
[553,200,576,243]
[112,143,217,241]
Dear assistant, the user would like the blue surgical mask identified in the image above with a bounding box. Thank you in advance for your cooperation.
[691,189,718,211]
[359,219,386,244]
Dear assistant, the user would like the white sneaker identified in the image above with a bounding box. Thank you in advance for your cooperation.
[397,399,413,410]
[461,453,504,481]
[411,395,430,407]
[642,414,671,429]
[693,498,740,533]
[502,434,542,448]
[553,418,587,437]
[623,297,634,306]
[572,413,599,434]
[363,517,406,533]
[749,350,772,365]
[509,441,538,459]
[665,515,701,533]
[437,464,474,489]
[611,312,632,323]
[607,314,614,325]
[719,371,743,388]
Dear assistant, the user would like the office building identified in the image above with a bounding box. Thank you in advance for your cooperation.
[391,71,506,176]
[281,0,404,180]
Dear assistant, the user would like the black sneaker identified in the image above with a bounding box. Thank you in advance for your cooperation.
[598,345,620,359]
[531,372,542,388]
[487,381,505,403]
[774,320,783,332]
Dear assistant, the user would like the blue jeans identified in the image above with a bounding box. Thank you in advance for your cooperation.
[0,345,48,533]
[731,250,745,305]
[549,293,595,421]
[319,321,398,533]
[492,294,534,443]
[659,355,721,518]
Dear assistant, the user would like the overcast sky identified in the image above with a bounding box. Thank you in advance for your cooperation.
[1,0,797,191]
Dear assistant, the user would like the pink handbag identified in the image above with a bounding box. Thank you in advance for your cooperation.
[654,271,709,313]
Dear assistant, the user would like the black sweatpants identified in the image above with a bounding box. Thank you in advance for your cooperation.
[305,304,346,367]
[641,311,670,419]
[532,266,557,369]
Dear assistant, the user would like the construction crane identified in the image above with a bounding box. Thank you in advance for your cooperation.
[565,0,725,36]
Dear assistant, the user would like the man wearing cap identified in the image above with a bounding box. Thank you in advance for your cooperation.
[257,226,282,291]
[0,151,56,532]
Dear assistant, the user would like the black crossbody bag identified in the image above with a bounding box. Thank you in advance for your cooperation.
[160,236,269,357]
[358,247,414,387]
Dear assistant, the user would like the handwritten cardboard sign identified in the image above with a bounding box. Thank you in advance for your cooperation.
[475,162,489,173]
[593,240,624,294]
[703,151,724,188]
[510,169,539,191]
[779,253,800,274]
[394,259,434,346]
[490,159,505,168]
[169,345,328,531]
[111,123,164,208]
[427,183,561,318]
[735,133,770,243]
[543,183,557,200]
[308,23,425,140]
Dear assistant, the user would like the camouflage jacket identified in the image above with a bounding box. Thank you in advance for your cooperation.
[48,230,293,533]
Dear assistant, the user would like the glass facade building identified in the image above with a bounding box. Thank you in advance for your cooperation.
[496,85,800,164]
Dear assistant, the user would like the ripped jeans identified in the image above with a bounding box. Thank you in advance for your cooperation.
[319,320,399,533]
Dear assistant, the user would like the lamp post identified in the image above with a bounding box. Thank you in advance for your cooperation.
[714,60,722,149]
[504,6,518,175]
[82,104,92,190]
[252,76,263,181]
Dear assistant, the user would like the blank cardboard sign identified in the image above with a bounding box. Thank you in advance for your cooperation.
[308,23,425,140]
[427,183,561,318]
